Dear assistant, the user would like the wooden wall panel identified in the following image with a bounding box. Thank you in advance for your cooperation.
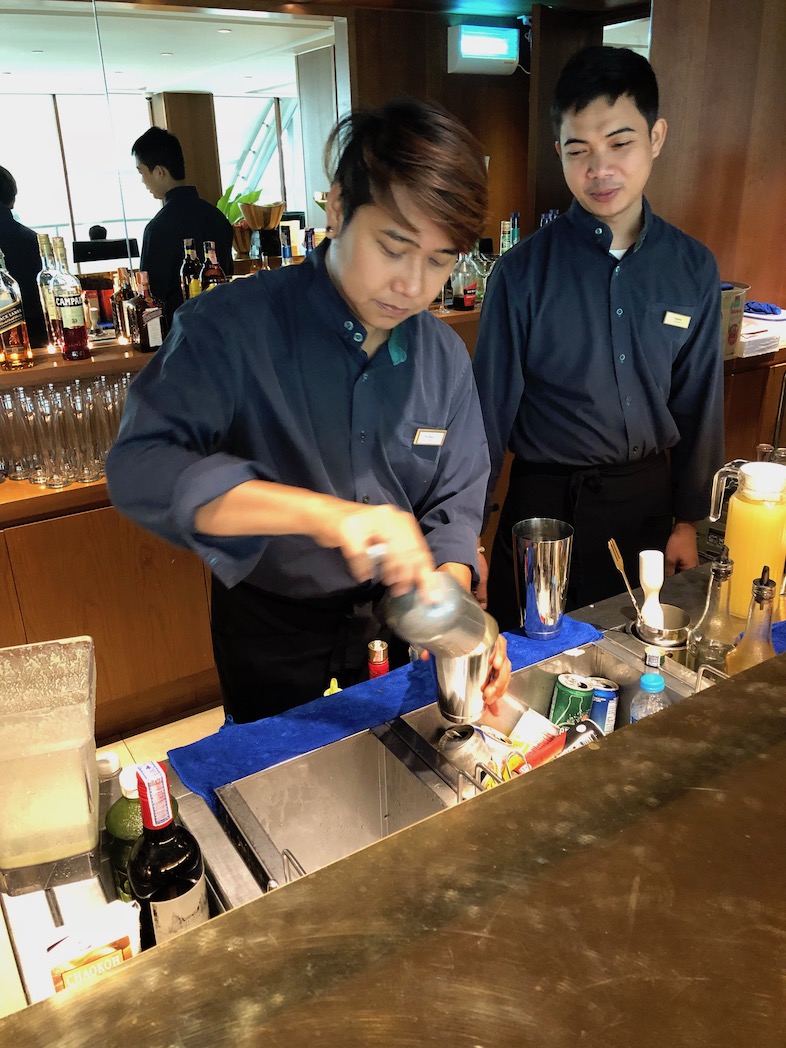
[4,507,218,738]
[349,9,529,247]
[297,46,339,227]
[149,92,223,208]
[0,533,26,650]
[648,0,786,304]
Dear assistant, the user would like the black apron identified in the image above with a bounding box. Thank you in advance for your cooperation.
[487,452,673,631]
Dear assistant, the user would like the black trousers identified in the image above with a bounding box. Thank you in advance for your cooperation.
[487,453,674,632]
[210,577,409,723]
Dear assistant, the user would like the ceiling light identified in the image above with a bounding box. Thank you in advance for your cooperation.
[217,29,231,34]
[31,50,44,54]
[160,52,173,57]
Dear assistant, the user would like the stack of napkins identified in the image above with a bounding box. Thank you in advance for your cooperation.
[737,316,782,357]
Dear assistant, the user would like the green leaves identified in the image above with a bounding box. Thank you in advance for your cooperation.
[216,184,263,225]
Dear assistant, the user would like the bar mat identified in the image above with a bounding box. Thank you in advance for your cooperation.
[168,616,603,811]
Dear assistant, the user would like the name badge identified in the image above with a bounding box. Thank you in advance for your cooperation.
[414,428,447,447]
[663,310,691,329]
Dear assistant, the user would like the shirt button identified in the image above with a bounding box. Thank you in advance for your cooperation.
[353,332,363,343]
[344,320,353,330]
[208,556,218,566]
[362,373,369,382]
[359,431,366,442]
[625,396,632,405]
[616,308,623,316]
[362,495,370,504]
[633,446,639,453]
[615,266,620,274]
[619,354,626,363]
[595,227,603,235]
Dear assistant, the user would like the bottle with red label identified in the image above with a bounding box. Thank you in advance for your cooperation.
[51,236,90,361]
[127,761,209,950]
[449,253,479,311]
[368,640,389,678]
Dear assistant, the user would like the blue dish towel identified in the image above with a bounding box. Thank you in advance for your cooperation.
[773,620,786,654]
[168,615,603,811]
[745,300,782,315]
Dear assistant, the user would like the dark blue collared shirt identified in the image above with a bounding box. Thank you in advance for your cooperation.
[473,198,724,522]
[107,242,489,599]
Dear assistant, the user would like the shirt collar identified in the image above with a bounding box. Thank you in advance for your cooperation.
[163,185,199,205]
[306,239,409,366]
[566,196,652,254]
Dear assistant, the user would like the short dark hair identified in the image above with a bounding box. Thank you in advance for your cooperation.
[88,224,107,240]
[551,46,660,139]
[131,126,185,181]
[324,98,488,253]
[0,166,17,208]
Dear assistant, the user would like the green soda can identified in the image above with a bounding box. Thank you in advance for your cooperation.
[548,673,594,727]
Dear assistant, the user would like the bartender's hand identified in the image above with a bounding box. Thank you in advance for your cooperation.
[326,504,436,597]
[481,635,510,717]
[665,521,699,576]
[473,545,489,610]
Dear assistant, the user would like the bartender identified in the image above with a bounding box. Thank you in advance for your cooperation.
[107,98,509,724]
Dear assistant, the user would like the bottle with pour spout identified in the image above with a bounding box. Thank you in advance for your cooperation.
[687,546,738,672]
[725,566,776,676]
[710,461,786,619]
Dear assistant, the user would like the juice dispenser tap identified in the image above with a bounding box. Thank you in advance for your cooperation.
[710,460,786,619]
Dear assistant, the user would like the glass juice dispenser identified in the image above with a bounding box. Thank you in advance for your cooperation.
[710,461,786,620]
[0,637,98,894]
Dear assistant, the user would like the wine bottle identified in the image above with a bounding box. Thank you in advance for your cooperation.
[51,236,90,361]
[127,761,209,949]
[200,240,227,291]
[180,238,203,301]
[0,248,34,370]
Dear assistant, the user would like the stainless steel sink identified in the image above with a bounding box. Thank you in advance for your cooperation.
[216,632,706,889]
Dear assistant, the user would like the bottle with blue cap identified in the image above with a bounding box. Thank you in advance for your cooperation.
[629,672,670,723]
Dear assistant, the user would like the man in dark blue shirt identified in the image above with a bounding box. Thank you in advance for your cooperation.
[473,46,724,626]
[132,127,233,325]
[109,100,509,723]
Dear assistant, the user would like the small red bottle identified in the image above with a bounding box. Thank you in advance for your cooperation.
[368,640,389,678]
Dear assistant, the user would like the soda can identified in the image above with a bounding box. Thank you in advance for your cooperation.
[644,644,666,669]
[548,673,594,727]
[437,724,493,779]
[524,720,604,771]
[586,676,619,735]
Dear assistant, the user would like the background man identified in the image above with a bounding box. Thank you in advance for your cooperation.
[473,46,724,628]
[132,127,233,324]
[0,166,47,348]
[109,99,508,724]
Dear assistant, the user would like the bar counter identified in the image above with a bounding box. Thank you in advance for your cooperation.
[1,570,784,1045]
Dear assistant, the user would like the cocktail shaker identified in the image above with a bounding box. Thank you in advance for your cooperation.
[431,612,499,723]
[381,571,488,658]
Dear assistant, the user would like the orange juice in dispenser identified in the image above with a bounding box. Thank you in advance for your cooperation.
[710,461,786,620]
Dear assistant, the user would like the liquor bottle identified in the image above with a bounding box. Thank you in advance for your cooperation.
[51,236,90,361]
[499,219,512,253]
[509,211,520,247]
[686,546,738,672]
[629,673,669,722]
[368,640,389,678]
[106,763,178,904]
[0,248,35,370]
[279,225,293,266]
[112,267,135,340]
[124,271,167,353]
[200,240,227,291]
[725,566,777,676]
[468,243,489,306]
[180,238,202,301]
[127,761,207,949]
[450,253,479,311]
[36,233,59,348]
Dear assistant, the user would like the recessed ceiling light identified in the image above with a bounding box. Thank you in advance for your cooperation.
[244,75,253,79]
[218,29,231,34]
[160,52,173,57]
[31,50,44,54]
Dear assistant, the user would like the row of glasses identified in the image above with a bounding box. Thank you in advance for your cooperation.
[0,374,131,488]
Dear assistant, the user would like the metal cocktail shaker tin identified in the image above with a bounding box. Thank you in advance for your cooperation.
[431,612,499,724]
[381,572,488,658]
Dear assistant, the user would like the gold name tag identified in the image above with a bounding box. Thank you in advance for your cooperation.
[414,428,447,447]
[663,310,691,329]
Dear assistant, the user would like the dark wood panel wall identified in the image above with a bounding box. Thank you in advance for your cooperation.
[648,0,786,304]
[149,92,224,208]
[348,8,530,246]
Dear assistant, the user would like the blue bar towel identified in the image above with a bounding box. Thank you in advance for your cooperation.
[168,616,603,811]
